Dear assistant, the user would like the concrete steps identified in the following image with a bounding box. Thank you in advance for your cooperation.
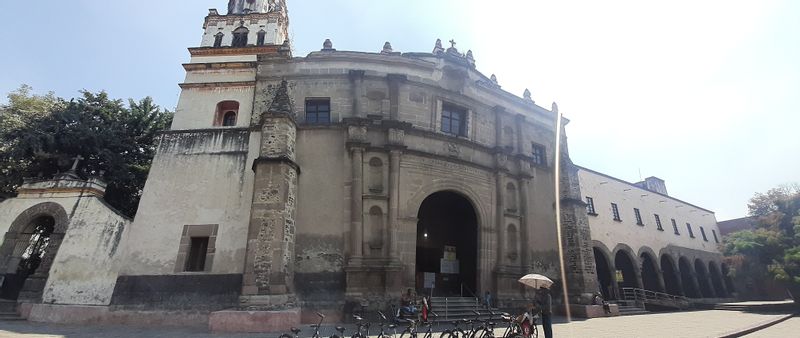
[0,312,24,321]
[0,300,22,321]
[428,297,498,322]
[617,304,649,316]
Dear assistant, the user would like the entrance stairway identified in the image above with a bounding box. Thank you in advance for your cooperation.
[620,287,691,312]
[0,300,23,321]
[429,297,496,322]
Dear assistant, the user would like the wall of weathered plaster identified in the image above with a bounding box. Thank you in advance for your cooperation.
[119,129,253,276]
[172,86,255,131]
[42,197,129,305]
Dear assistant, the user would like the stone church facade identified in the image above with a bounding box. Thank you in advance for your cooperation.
[0,0,730,331]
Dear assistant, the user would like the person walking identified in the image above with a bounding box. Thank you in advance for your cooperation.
[536,286,553,338]
[484,291,493,309]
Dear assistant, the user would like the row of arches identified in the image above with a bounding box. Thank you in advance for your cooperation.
[593,243,734,301]
[213,27,268,48]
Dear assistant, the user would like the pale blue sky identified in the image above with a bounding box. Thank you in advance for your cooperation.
[1,1,798,220]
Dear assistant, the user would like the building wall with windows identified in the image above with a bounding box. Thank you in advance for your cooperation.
[577,166,733,300]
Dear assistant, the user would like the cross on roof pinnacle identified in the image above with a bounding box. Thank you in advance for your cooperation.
[449,39,457,48]
[70,155,85,172]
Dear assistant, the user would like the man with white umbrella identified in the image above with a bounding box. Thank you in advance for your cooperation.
[535,286,553,338]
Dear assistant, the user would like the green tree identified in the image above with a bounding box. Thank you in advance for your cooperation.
[722,185,800,302]
[0,86,172,217]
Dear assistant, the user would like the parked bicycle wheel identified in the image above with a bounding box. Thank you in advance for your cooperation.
[279,334,293,338]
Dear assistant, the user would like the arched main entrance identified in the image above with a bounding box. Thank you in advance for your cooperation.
[0,202,69,301]
[415,191,478,296]
[594,247,615,299]
[709,262,726,298]
[614,250,640,291]
[640,253,664,293]
[660,255,682,296]
[679,257,700,298]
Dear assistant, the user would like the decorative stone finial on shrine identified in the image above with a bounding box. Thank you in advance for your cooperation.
[523,88,534,103]
[446,39,460,56]
[322,38,335,51]
[552,102,559,114]
[266,80,294,117]
[490,74,499,86]
[433,38,445,55]
[466,50,475,67]
[381,41,393,54]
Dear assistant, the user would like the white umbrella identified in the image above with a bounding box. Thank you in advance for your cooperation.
[518,274,554,289]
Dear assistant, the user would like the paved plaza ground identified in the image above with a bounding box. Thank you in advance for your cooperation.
[0,310,793,338]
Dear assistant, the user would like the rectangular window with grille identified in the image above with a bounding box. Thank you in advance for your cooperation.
[634,208,644,225]
[611,203,621,221]
[305,99,331,124]
[655,214,663,231]
[672,219,680,235]
[531,143,547,166]
[687,223,695,238]
[700,226,708,241]
[441,104,467,136]
[586,197,597,215]
[712,229,719,243]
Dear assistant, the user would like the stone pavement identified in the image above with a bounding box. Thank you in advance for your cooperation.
[742,316,800,337]
[0,310,792,338]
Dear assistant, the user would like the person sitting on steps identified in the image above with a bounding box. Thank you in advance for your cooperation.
[400,288,418,317]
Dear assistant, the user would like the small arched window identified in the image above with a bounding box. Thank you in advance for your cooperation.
[222,111,237,127]
[257,30,267,46]
[214,101,240,127]
[368,157,384,193]
[507,224,519,263]
[232,27,249,47]
[213,32,224,48]
[505,182,518,212]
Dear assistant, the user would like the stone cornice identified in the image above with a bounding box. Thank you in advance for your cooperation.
[252,156,301,175]
[179,81,256,89]
[183,62,257,71]
[189,46,283,57]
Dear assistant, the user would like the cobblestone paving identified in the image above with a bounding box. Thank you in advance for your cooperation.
[742,316,799,337]
[0,310,791,338]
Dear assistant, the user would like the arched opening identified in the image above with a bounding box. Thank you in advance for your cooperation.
[709,262,726,298]
[505,183,518,212]
[660,255,682,296]
[0,216,55,300]
[721,263,735,295]
[368,157,384,193]
[256,30,267,46]
[367,206,385,257]
[594,247,615,300]
[679,257,700,298]
[232,27,249,47]
[213,32,224,47]
[614,250,640,291]
[695,259,714,298]
[415,191,478,296]
[640,253,664,292]
[214,101,240,127]
[506,224,519,264]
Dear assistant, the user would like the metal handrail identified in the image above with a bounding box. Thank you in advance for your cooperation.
[621,287,690,309]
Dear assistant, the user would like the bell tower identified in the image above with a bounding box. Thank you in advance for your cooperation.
[200,0,289,48]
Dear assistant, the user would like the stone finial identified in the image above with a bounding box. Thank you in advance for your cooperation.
[446,39,460,56]
[268,80,294,116]
[552,102,559,114]
[322,38,335,51]
[523,89,533,101]
[490,74,498,85]
[466,50,475,66]
[381,41,393,54]
[433,38,445,55]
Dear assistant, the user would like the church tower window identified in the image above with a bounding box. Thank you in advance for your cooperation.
[214,33,224,48]
[214,101,240,127]
[441,103,467,136]
[232,27,249,47]
[257,30,266,46]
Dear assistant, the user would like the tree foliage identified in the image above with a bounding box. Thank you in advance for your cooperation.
[722,185,800,296]
[0,85,172,217]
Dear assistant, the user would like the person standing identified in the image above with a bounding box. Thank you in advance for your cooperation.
[484,291,493,309]
[536,286,553,338]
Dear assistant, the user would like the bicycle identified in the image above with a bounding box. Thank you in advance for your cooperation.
[439,317,476,338]
[398,311,439,338]
[377,310,398,338]
[280,311,325,338]
[499,312,537,338]
[471,310,499,338]
[351,314,372,338]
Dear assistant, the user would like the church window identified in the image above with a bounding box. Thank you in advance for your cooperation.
[368,157,384,193]
[586,197,597,215]
[305,99,331,124]
[671,218,680,235]
[712,229,719,243]
[214,33,224,47]
[367,206,385,257]
[700,226,708,241]
[441,104,467,136]
[611,203,621,221]
[654,214,664,231]
[222,111,237,127]
[531,143,547,166]
[232,27,249,47]
[505,183,518,212]
[214,101,240,127]
[185,237,209,272]
[257,30,266,46]
[634,208,644,226]
[686,223,695,238]
[507,224,519,263]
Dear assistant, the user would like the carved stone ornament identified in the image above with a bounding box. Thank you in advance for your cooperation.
[495,153,508,170]
[388,128,405,146]
[322,38,335,51]
[347,125,368,142]
[433,38,445,55]
[381,41,393,54]
[523,88,533,102]
[446,142,460,157]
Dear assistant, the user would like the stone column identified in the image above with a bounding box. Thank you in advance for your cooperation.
[495,173,506,266]
[350,146,365,259]
[241,80,299,309]
[388,147,403,259]
[387,74,407,121]
[349,70,365,118]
